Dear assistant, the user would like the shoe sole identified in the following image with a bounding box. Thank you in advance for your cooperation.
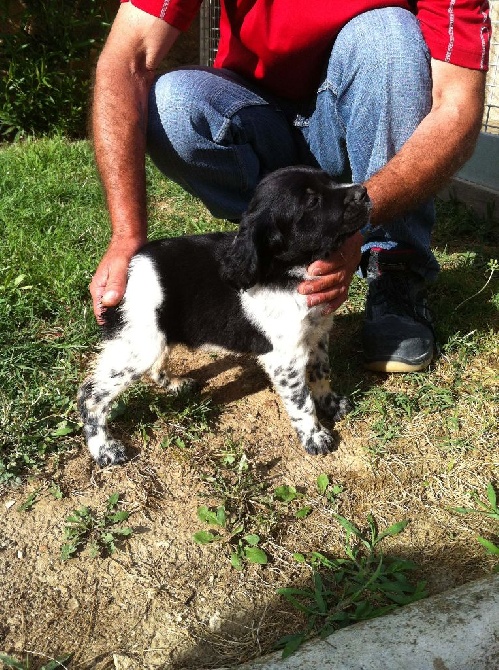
[364,354,433,373]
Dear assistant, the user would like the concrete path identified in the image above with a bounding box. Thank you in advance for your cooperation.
[225,574,499,670]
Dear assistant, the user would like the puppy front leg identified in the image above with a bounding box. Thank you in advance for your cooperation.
[307,334,352,421]
[259,354,337,456]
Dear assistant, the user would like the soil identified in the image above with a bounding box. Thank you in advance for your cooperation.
[0,323,496,670]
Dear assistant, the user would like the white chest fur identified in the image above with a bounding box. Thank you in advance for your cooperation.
[240,283,334,353]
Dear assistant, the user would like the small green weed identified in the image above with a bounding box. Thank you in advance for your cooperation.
[316,473,343,506]
[194,504,268,569]
[193,444,273,568]
[277,514,427,658]
[17,481,64,512]
[61,493,133,560]
[157,393,215,450]
[452,483,499,569]
[193,442,310,568]
[0,652,72,670]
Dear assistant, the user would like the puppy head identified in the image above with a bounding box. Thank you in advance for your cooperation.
[221,166,371,288]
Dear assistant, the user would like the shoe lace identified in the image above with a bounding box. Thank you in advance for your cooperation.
[369,272,434,330]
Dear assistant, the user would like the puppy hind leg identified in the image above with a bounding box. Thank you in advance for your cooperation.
[78,333,166,467]
[307,334,352,421]
[260,353,337,456]
[149,347,200,395]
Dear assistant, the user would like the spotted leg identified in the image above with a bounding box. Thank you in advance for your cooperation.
[78,332,166,467]
[259,351,337,455]
[307,334,352,420]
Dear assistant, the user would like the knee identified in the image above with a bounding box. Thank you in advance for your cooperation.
[148,69,200,140]
[147,69,215,173]
[331,8,431,81]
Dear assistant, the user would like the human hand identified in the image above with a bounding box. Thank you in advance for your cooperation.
[297,232,363,315]
[89,238,145,324]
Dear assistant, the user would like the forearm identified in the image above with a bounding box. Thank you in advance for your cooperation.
[91,3,180,249]
[301,62,486,310]
[92,64,150,249]
[366,61,486,225]
[89,4,180,320]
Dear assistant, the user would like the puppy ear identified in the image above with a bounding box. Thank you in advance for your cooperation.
[220,219,260,289]
[220,211,283,289]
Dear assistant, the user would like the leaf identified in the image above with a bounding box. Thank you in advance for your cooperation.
[18,487,41,511]
[452,506,477,515]
[317,473,329,495]
[296,506,312,519]
[65,509,88,523]
[50,485,63,500]
[274,485,298,502]
[51,422,75,437]
[312,572,326,613]
[477,537,499,555]
[243,534,260,546]
[293,552,306,562]
[230,552,243,570]
[333,514,362,539]
[197,505,226,527]
[244,546,268,564]
[61,542,78,561]
[280,633,306,659]
[113,527,133,537]
[107,493,120,509]
[193,530,217,545]
[486,482,497,511]
[376,519,409,544]
[107,510,130,524]
[0,653,27,670]
[88,542,100,558]
[13,273,26,287]
[231,524,245,537]
[216,506,226,527]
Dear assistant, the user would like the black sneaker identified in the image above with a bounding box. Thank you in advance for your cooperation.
[361,249,435,373]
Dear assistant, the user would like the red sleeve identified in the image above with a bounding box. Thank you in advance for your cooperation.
[120,0,202,31]
[416,0,491,70]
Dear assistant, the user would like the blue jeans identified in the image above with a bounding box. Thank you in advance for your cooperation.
[147,7,439,280]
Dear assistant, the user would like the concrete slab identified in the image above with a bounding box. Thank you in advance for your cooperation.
[224,574,499,670]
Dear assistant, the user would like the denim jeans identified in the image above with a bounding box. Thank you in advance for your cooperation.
[147,7,440,280]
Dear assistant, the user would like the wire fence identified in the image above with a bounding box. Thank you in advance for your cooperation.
[484,1,499,133]
[199,1,498,134]
[199,0,220,68]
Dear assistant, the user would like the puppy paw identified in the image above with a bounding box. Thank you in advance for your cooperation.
[96,440,127,468]
[170,377,201,396]
[304,428,338,456]
[317,393,352,421]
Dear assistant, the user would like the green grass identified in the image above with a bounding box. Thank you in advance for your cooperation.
[0,137,497,484]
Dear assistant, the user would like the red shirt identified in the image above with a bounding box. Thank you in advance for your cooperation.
[121,0,491,100]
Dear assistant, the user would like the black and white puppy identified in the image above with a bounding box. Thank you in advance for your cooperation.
[78,166,371,466]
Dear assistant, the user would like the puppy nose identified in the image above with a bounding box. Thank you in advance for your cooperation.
[352,185,368,202]
[345,185,370,206]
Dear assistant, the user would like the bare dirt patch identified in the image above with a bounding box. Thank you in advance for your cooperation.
[0,331,497,670]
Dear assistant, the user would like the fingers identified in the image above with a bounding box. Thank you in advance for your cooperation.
[302,281,349,311]
[298,232,363,313]
[89,247,135,323]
